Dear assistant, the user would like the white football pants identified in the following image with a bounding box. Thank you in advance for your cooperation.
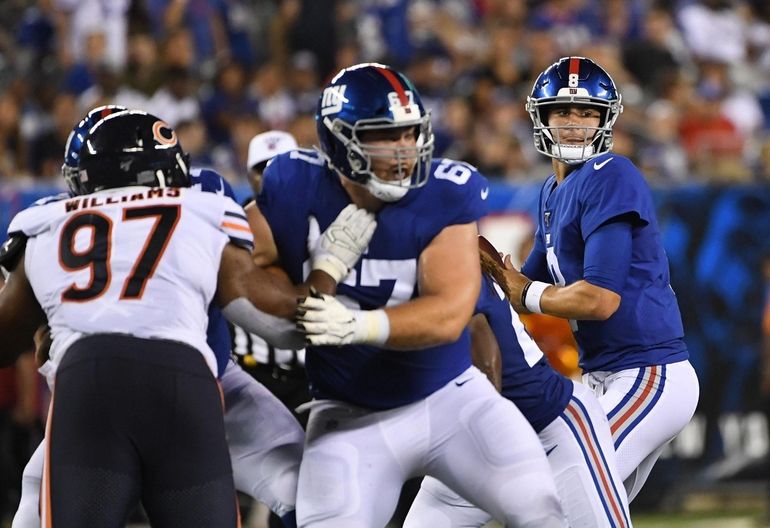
[404,381,631,528]
[583,359,699,502]
[295,366,563,528]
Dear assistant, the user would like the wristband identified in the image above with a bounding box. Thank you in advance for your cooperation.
[519,281,532,309]
[312,254,348,284]
[523,281,549,314]
[354,309,390,346]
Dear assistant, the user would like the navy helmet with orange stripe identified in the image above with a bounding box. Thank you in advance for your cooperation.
[315,63,434,202]
[75,110,190,194]
[526,57,623,164]
[62,104,127,195]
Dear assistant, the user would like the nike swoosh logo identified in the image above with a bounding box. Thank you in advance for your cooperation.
[593,157,614,171]
[480,187,489,200]
[455,378,473,387]
[545,445,557,456]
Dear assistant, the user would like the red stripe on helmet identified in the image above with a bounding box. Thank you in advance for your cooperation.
[569,57,581,77]
[375,67,408,106]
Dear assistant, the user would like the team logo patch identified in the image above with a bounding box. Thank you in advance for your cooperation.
[152,120,177,146]
[320,85,348,116]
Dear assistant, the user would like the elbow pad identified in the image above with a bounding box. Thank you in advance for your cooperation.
[221,297,305,350]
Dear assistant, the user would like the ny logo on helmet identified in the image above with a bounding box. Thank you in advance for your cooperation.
[320,85,348,116]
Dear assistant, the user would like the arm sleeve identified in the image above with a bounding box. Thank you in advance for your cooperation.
[582,219,632,295]
[521,226,551,282]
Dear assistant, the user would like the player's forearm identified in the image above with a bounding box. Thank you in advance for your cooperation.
[384,295,476,349]
[537,279,620,320]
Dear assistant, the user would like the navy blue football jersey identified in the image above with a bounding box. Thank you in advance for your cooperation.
[526,153,688,372]
[259,149,489,409]
[475,274,572,432]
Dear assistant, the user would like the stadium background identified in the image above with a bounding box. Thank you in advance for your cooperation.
[0,0,768,526]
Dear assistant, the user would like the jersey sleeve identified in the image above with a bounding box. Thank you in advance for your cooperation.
[579,156,653,239]
[521,231,551,283]
[219,199,254,252]
[7,201,58,238]
[420,159,489,241]
[256,153,297,239]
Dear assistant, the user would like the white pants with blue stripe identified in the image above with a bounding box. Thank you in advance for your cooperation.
[296,366,563,528]
[404,381,631,528]
[582,359,699,502]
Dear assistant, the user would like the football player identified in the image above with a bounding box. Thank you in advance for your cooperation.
[10,107,375,528]
[404,266,631,527]
[488,57,700,502]
[0,110,307,527]
[257,63,563,527]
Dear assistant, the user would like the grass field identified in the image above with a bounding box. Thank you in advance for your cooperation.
[633,509,769,528]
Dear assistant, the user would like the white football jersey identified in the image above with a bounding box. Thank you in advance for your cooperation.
[8,186,253,377]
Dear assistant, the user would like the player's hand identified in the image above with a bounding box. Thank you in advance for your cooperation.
[486,254,533,314]
[477,236,532,312]
[311,204,377,283]
[296,289,389,346]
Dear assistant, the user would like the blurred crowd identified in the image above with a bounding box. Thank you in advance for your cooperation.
[1,0,770,524]
[0,0,769,188]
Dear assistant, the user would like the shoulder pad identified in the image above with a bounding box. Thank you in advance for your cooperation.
[0,234,27,273]
[31,192,71,207]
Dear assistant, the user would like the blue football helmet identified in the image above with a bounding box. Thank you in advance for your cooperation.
[76,110,190,194]
[315,63,434,202]
[526,57,623,164]
[62,105,127,195]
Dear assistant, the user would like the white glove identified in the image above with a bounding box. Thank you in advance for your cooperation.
[296,290,389,346]
[312,204,376,283]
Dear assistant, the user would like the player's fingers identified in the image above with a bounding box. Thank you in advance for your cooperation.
[296,320,330,334]
[362,218,377,241]
[503,254,515,270]
[296,309,335,323]
[297,295,331,311]
[338,203,357,222]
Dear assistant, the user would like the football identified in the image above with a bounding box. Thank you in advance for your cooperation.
[478,235,505,268]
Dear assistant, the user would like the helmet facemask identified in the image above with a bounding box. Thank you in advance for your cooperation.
[322,113,434,202]
[527,97,622,165]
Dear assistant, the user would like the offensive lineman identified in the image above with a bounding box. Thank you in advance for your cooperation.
[259,63,563,527]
